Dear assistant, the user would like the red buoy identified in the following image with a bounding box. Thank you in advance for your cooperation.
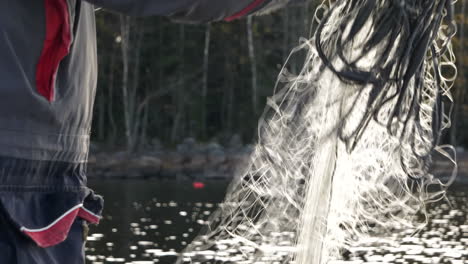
[193,182,205,189]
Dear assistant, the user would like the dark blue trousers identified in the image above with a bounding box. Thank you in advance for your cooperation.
[0,156,102,264]
[0,208,87,264]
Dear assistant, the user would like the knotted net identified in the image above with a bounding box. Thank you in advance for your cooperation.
[179,0,458,262]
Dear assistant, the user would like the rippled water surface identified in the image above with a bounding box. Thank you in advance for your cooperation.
[86,180,468,264]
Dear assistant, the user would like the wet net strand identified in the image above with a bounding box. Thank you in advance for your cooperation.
[179,0,458,263]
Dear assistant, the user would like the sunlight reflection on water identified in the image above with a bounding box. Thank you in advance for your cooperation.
[85,180,468,264]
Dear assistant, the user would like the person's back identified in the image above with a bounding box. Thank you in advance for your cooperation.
[0,0,294,263]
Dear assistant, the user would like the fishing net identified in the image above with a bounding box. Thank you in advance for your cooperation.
[179,0,458,263]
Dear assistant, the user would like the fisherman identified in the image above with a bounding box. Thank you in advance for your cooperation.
[0,0,300,263]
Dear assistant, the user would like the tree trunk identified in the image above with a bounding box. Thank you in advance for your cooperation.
[224,43,235,134]
[107,44,117,145]
[97,89,105,141]
[247,16,258,115]
[158,17,166,140]
[120,16,144,152]
[130,23,144,151]
[283,8,290,62]
[171,24,186,142]
[119,15,133,150]
[202,23,211,138]
[139,90,149,150]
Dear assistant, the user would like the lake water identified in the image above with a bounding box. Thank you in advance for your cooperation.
[86,179,468,264]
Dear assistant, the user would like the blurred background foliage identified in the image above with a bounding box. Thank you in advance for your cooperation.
[92,1,467,151]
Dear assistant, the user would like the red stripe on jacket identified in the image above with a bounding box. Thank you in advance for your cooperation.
[36,0,72,102]
[225,0,267,21]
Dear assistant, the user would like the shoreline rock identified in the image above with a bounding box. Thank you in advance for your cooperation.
[87,139,467,183]
[87,140,253,181]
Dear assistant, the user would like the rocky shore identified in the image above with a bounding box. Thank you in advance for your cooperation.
[87,137,252,180]
[88,138,468,183]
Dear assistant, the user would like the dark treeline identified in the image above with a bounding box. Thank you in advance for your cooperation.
[92,1,468,151]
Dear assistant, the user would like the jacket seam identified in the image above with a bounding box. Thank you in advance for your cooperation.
[0,186,86,192]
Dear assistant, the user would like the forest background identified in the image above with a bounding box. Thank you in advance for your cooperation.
[91,1,468,152]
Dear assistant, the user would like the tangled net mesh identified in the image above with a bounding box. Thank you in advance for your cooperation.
[179,0,458,263]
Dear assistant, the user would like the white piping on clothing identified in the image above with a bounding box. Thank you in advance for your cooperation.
[20,204,84,233]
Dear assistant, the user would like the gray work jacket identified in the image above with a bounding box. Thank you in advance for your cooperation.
[0,0,287,163]
[0,0,299,250]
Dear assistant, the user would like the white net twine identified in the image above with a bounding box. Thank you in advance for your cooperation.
[179,0,458,263]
